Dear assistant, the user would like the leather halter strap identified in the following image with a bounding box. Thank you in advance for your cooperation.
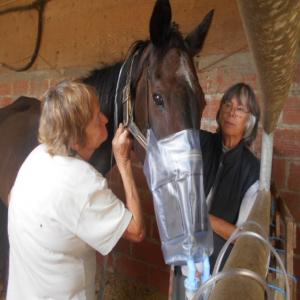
[121,51,148,150]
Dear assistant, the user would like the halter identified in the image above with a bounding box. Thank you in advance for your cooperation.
[114,50,148,150]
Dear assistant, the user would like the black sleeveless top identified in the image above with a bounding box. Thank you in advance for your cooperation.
[200,130,260,268]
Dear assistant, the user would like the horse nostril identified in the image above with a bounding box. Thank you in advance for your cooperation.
[153,93,164,106]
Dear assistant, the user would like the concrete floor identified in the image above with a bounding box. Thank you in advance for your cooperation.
[0,274,167,300]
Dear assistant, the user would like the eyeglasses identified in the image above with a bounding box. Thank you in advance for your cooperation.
[221,101,249,118]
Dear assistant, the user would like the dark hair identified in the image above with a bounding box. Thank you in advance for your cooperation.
[216,82,260,146]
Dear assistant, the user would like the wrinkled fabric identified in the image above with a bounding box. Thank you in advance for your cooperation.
[7,145,132,300]
[144,129,213,265]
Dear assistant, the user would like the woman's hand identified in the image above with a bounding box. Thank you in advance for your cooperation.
[112,124,133,168]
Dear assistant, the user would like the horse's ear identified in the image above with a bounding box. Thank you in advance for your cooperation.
[185,10,214,56]
[150,0,172,47]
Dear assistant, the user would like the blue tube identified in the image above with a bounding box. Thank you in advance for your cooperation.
[268,283,286,296]
[202,255,210,283]
[184,257,200,293]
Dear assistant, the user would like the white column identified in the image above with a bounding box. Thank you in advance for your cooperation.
[259,131,274,192]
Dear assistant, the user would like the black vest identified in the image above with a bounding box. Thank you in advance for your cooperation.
[200,130,260,268]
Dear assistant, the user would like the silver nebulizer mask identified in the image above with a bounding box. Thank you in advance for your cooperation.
[143,129,213,265]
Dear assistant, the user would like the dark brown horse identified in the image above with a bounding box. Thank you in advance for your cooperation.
[0,0,213,291]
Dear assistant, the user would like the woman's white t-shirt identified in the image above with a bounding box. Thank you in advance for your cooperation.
[7,145,132,300]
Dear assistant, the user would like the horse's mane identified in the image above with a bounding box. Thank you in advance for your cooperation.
[82,40,149,128]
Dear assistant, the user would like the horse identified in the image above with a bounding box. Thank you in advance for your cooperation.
[0,0,213,293]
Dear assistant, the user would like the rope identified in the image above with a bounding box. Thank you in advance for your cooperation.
[0,0,48,72]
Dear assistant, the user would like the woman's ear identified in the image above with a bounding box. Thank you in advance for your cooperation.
[70,138,82,155]
[70,142,80,153]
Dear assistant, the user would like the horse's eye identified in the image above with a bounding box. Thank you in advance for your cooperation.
[153,93,164,106]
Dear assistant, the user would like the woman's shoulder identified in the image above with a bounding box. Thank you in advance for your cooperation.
[200,129,217,139]
[200,129,221,153]
[51,151,106,190]
[243,146,259,164]
[200,129,219,145]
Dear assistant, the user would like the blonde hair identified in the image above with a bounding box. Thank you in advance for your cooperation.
[38,80,98,156]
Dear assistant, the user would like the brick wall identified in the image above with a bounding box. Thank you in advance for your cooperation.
[0,49,299,296]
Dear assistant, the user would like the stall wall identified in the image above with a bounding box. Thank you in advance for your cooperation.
[0,0,299,298]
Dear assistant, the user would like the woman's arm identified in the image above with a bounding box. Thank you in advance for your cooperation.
[112,124,145,242]
[209,214,236,241]
[210,180,259,241]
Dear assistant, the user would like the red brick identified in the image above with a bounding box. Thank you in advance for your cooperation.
[29,79,49,98]
[0,82,12,95]
[216,67,247,93]
[12,80,29,95]
[113,238,131,255]
[271,158,286,189]
[241,73,257,90]
[49,79,61,88]
[198,68,218,95]
[108,254,114,269]
[96,253,113,270]
[96,253,105,266]
[216,68,226,93]
[199,67,231,95]
[114,256,148,285]
[288,162,300,192]
[0,96,13,108]
[199,67,240,94]
[274,129,300,157]
[282,97,300,125]
[132,239,165,267]
[202,99,220,120]
[147,267,170,294]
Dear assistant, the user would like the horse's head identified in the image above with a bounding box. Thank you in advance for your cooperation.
[86,0,213,174]
[128,0,213,158]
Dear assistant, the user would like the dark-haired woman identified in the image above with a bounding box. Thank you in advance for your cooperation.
[201,82,260,268]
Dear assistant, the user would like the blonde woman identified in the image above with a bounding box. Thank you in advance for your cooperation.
[7,81,145,300]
